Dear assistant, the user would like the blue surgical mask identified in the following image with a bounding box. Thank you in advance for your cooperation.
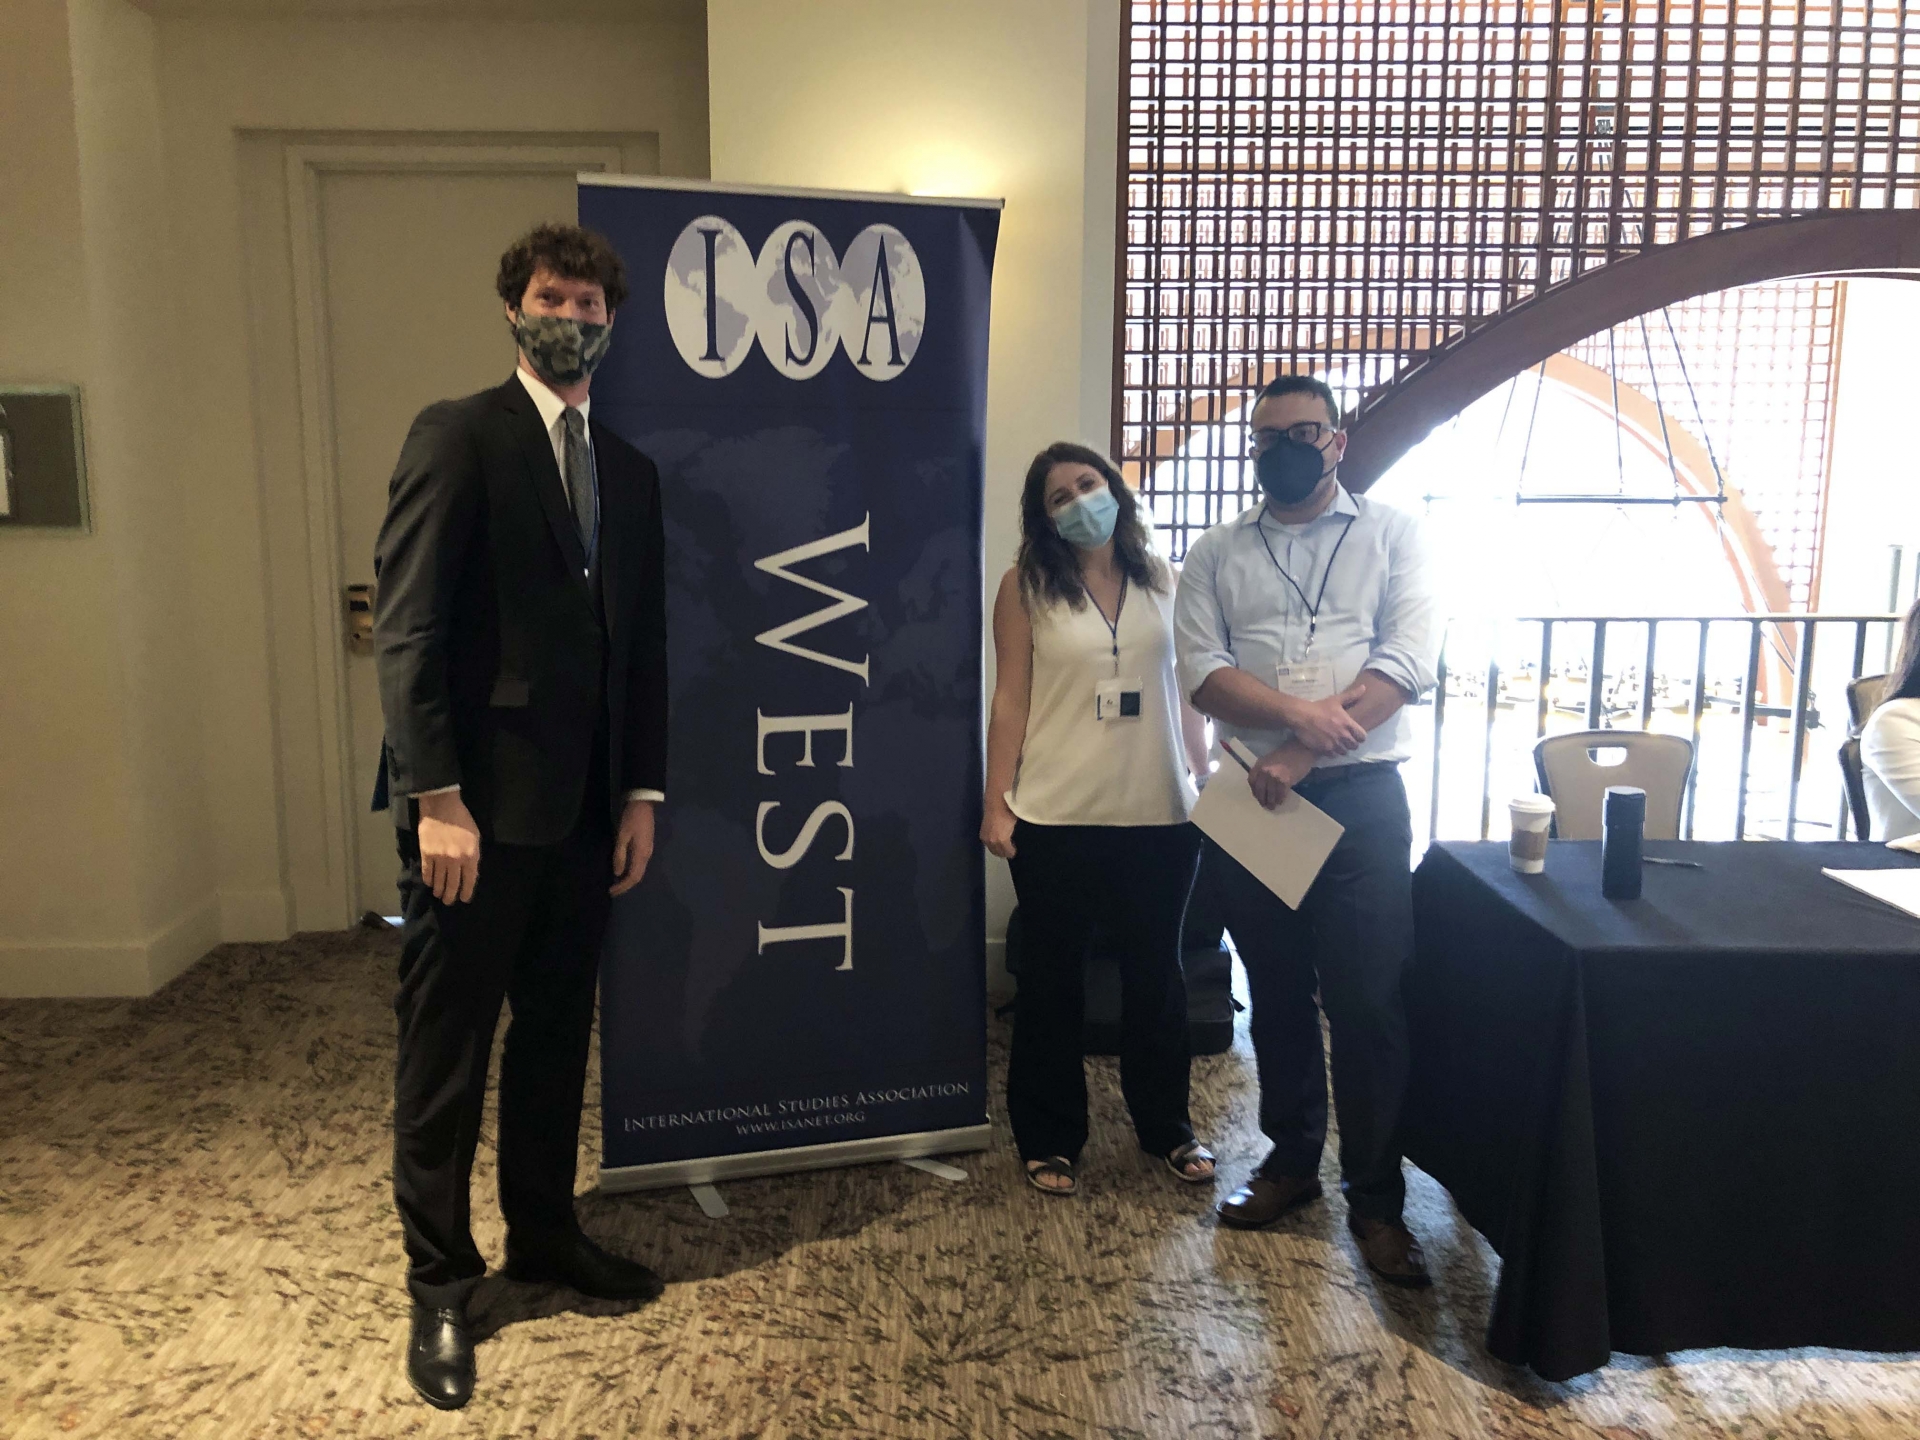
[1052,487,1120,549]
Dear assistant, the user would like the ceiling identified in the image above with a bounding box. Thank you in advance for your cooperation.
[129,0,702,21]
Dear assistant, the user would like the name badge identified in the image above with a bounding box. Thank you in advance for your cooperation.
[1275,659,1335,701]
[1095,676,1145,722]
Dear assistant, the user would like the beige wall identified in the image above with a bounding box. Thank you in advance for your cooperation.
[73,0,225,974]
[0,0,710,995]
[159,12,708,946]
[2,0,1112,994]
[0,0,144,990]
[0,0,215,996]
[706,0,1121,977]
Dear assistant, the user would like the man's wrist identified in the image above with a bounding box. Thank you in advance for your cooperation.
[1265,686,1306,728]
[416,789,467,823]
[624,789,663,806]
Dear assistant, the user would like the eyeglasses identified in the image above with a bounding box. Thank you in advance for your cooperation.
[1249,422,1332,451]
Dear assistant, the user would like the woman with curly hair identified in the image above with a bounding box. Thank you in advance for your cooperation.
[982,442,1214,1197]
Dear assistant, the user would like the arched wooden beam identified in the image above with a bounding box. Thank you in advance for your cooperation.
[1342,210,1920,492]
[1542,354,1788,614]
[1542,353,1796,705]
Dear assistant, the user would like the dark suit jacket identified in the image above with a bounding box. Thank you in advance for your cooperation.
[371,375,668,846]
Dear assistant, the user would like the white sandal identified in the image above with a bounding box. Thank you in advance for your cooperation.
[1024,1156,1077,1196]
[1164,1141,1217,1184]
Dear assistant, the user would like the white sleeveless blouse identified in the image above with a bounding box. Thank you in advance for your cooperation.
[1007,576,1198,827]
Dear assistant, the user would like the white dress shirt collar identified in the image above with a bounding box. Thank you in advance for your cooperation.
[517,366,591,480]
[1237,479,1360,530]
[516,365,589,431]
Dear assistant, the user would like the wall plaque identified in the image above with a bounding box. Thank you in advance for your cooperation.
[0,386,89,531]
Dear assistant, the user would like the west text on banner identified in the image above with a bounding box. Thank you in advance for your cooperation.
[579,177,1001,1191]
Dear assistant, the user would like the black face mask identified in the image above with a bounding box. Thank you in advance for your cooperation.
[1256,436,1331,506]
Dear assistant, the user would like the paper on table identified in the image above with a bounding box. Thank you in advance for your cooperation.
[1191,739,1345,909]
[1821,867,1920,921]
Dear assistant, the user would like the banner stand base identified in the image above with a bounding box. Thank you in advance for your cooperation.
[599,1124,992,1195]
[900,1157,969,1182]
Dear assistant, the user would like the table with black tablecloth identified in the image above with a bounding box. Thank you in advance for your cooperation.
[1404,840,1920,1380]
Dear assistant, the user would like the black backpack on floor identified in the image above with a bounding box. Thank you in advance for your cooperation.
[1003,847,1239,1058]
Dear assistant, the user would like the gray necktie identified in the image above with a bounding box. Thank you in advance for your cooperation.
[561,407,598,562]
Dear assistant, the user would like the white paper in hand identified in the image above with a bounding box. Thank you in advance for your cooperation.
[1191,742,1345,909]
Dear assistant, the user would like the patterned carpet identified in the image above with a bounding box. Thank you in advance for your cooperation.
[3,927,1918,1440]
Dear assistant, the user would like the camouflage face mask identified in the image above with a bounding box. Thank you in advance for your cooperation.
[511,311,613,387]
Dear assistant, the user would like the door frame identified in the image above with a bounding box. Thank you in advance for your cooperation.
[263,139,631,929]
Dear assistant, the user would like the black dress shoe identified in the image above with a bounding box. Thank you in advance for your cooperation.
[1216,1173,1323,1229]
[1349,1216,1433,1289]
[407,1303,474,1410]
[504,1231,664,1301]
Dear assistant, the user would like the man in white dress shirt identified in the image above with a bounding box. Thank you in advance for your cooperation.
[1173,375,1441,1285]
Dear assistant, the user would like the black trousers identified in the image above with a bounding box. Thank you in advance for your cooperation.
[391,806,612,1309]
[1210,762,1414,1222]
[1005,820,1202,1163]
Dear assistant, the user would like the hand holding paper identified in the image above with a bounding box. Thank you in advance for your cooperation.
[1190,739,1345,909]
[1247,741,1315,808]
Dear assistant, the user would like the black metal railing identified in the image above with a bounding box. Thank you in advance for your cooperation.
[1425,614,1906,844]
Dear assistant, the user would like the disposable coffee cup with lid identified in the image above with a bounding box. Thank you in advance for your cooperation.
[1508,793,1556,874]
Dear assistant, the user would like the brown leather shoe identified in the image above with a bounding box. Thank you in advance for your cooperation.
[1215,1172,1323,1229]
[1349,1216,1432,1288]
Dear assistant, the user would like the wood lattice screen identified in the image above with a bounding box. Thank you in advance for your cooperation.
[1118,0,1920,558]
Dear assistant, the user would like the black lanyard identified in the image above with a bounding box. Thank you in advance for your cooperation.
[1090,573,1129,676]
[1256,511,1355,653]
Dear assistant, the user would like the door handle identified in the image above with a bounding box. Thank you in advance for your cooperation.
[344,582,376,653]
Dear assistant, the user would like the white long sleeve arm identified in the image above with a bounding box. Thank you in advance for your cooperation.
[1861,699,1920,826]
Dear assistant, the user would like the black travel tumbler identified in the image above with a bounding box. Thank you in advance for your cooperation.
[1601,785,1646,900]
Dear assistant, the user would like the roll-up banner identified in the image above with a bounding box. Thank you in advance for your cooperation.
[581,176,1001,1191]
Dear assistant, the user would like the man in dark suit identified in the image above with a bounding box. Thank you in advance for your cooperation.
[372,222,668,1410]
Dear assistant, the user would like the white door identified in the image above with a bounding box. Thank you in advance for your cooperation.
[316,168,582,916]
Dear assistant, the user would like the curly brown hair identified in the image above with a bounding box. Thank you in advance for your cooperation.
[1016,442,1168,610]
[496,223,630,312]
